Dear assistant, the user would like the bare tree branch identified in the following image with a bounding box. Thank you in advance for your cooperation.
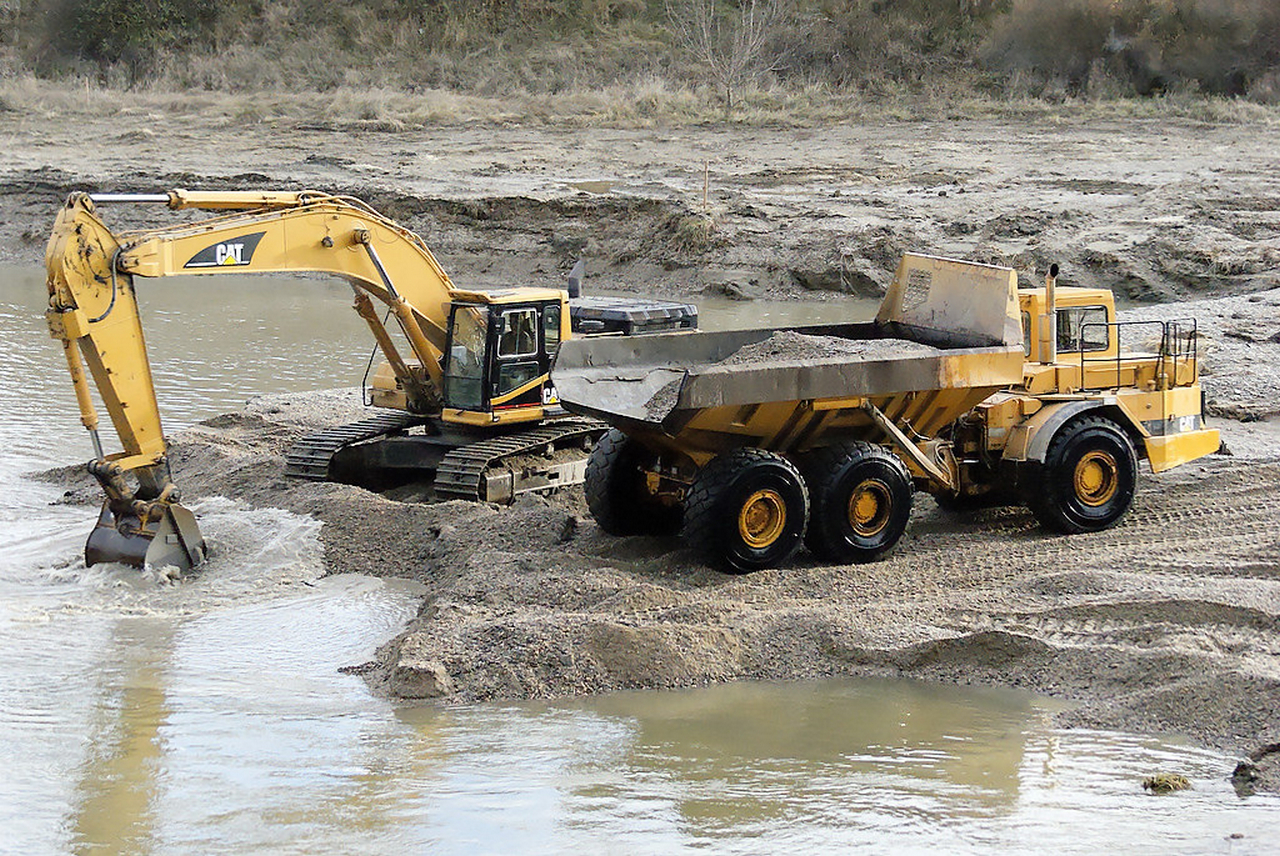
[666,0,784,111]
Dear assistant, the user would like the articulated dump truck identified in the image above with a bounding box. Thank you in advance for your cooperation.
[552,254,1220,573]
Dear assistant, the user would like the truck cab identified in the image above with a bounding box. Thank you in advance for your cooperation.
[1019,286,1119,365]
[365,287,569,426]
[970,282,1217,501]
[371,288,698,428]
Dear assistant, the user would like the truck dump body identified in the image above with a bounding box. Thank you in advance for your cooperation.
[554,255,1025,457]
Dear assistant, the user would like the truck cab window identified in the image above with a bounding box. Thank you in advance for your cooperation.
[544,305,561,354]
[1056,306,1109,353]
[496,361,541,396]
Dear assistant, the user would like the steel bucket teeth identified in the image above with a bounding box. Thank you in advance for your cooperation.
[84,500,207,571]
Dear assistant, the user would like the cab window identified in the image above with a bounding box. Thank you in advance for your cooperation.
[1020,310,1031,357]
[443,304,488,410]
[498,308,538,358]
[496,362,541,397]
[1056,305,1109,353]
[544,305,561,354]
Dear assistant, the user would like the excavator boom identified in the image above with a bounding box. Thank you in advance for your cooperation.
[45,189,473,571]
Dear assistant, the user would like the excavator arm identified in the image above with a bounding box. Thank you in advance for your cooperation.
[45,189,465,570]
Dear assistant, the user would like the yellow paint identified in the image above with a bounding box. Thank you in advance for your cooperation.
[738,489,786,548]
[166,189,311,209]
[1073,450,1120,506]
[450,287,566,306]
[1145,428,1221,473]
[811,396,867,412]
[849,479,891,536]
[442,406,546,427]
[489,373,550,406]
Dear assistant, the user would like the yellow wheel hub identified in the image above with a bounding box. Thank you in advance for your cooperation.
[1074,450,1120,507]
[848,479,892,537]
[738,489,787,548]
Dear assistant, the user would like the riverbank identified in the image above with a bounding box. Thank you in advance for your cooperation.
[3,109,1278,305]
[11,109,1280,791]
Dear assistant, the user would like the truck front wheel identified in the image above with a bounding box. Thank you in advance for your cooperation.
[803,442,913,563]
[1029,416,1137,534]
[683,448,809,574]
[585,428,681,536]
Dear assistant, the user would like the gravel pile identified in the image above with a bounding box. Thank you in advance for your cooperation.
[719,331,940,367]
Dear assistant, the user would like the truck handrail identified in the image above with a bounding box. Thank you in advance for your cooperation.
[1077,319,1199,425]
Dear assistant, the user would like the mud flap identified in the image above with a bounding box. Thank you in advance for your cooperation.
[84,500,208,571]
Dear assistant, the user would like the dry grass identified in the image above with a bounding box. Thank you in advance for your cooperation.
[1,71,1277,131]
[4,1,1278,129]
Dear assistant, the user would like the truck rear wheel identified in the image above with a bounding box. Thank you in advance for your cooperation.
[1029,415,1137,534]
[683,447,809,574]
[802,442,913,563]
[585,428,681,536]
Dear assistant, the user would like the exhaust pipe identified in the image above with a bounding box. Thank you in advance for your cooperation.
[1040,262,1059,365]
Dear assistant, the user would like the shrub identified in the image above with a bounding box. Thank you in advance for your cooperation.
[768,0,1002,90]
[985,0,1280,97]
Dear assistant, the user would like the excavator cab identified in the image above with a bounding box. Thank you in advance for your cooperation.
[441,290,568,423]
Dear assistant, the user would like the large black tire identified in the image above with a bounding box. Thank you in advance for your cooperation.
[1028,415,1138,534]
[802,442,913,563]
[584,428,681,536]
[683,447,809,574]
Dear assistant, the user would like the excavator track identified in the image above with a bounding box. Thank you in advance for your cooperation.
[284,411,429,480]
[434,417,607,502]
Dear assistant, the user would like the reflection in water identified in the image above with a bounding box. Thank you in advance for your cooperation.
[387,682,1276,854]
[148,575,427,851]
[575,678,1037,832]
[70,620,170,854]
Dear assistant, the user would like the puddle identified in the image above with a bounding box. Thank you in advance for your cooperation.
[568,180,617,194]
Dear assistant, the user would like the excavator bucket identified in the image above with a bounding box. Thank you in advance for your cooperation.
[85,500,207,571]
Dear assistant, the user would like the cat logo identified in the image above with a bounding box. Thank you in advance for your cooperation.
[183,231,266,269]
[216,243,245,265]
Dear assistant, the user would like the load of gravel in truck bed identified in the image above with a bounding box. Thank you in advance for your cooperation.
[717,331,941,368]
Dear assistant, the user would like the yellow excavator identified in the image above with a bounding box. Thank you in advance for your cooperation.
[45,189,694,571]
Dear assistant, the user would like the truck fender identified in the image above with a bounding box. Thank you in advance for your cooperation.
[1002,398,1121,464]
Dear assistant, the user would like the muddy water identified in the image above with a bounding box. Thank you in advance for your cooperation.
[3,265,1275,853]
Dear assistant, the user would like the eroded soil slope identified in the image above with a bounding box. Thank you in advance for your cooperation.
[2,114,1278,303]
